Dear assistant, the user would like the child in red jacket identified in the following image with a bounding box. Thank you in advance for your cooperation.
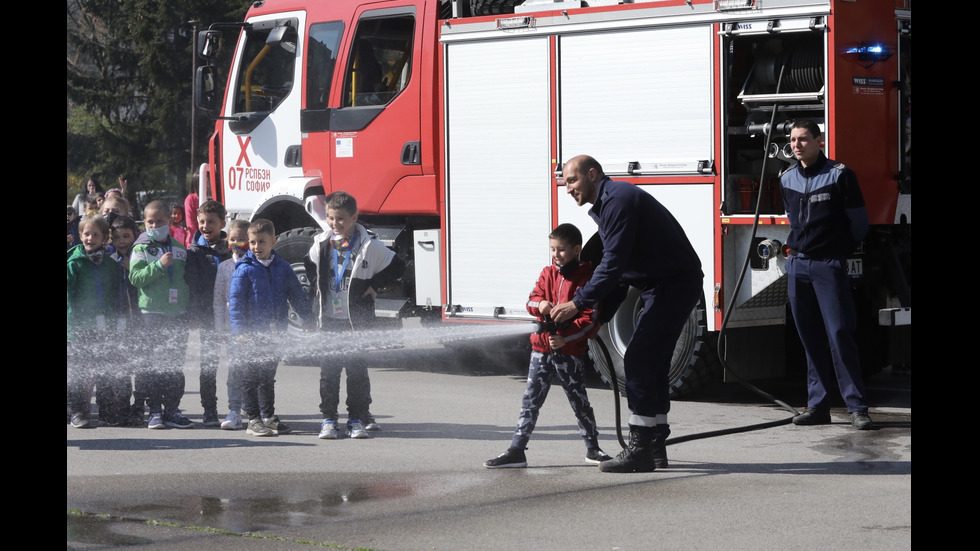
[484,224,610,468]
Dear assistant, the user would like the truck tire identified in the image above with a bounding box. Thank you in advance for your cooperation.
[469,0,525,16]
[274,227,321,364]
[274,226,320,301]
[588,287,720,399]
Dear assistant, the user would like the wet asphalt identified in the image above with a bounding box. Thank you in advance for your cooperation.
[68,329,911,550]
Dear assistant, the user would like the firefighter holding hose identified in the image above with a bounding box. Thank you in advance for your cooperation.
[551,155,703,473]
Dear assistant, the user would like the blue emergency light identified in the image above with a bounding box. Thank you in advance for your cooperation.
[844,43,894,63]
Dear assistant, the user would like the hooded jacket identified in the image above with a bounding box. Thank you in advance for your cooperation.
[186,230,231,328]
[129,231,190,316]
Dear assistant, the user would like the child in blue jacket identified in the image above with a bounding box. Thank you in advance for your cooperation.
[229,219,312,437]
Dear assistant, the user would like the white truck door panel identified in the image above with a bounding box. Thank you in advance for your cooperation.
[445,36,552,319]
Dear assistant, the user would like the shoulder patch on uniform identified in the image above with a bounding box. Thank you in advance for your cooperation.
[832,162,847,171]
[778,164,795,177]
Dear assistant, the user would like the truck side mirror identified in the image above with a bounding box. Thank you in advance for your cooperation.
[199,30,222,60]
[266,24,298,53]
[195,65,219,114]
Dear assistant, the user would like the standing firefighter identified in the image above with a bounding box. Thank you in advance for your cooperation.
[781,119,873,430]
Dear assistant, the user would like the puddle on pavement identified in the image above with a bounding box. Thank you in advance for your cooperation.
[812,409,911,467]
[74,480,414,539]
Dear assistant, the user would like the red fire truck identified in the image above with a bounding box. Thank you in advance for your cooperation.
[195,0,911,395]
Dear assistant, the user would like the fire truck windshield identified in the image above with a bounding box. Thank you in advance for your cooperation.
[233,22,298,114]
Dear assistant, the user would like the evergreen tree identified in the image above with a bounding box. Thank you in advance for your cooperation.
[67,0,246,203]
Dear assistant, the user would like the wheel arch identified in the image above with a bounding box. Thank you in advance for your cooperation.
[253,196,320,235]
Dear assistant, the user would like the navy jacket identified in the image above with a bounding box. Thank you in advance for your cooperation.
[573,177,702,311]
[185,230,231,328]
[780,152,869,260]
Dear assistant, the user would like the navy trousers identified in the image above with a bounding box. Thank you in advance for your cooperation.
[319,359,371,422]
[197,329,221,414]
[240,358,279,420]
[786,256,867,412]
[136,314,188,415]
[623,278,701,419]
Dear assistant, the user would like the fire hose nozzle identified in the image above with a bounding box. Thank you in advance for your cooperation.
[533,318,571,335]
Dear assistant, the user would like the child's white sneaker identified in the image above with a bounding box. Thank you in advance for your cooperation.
[221,411,242,430]
[147,413,166,430]
[347,420,371,439]
[319,419,339,440]
[263,416,292,435]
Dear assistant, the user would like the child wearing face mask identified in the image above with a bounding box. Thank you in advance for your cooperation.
[128,200,195,430]
[67,215,127,428]
[212,219,250,430]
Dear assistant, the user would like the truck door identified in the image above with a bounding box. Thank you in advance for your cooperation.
[327,4,422,211]
[219,11,306,217]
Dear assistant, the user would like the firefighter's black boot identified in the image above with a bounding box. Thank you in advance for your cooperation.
[600,425,658,473]
[652,439,668,469]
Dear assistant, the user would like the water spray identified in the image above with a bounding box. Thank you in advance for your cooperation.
[67,321,538,382]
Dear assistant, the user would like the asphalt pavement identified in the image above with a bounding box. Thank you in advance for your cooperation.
[68,329,911,550]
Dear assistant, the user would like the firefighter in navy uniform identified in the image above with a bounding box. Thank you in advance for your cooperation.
[780,119,873,430]
[552,155,704,472]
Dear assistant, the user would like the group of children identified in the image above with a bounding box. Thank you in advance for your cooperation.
[66,191,401,440]
[67,198,198,429]
[68,188,609,465]
[68,188,128,250]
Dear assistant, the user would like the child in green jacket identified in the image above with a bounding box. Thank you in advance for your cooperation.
[67,215,126,428]
[129,200,194,429]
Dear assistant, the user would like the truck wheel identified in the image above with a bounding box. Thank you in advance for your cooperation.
[274,227,321,364]
[469,0,525,16]
[274,226,320,301]
[588,287,720,398]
